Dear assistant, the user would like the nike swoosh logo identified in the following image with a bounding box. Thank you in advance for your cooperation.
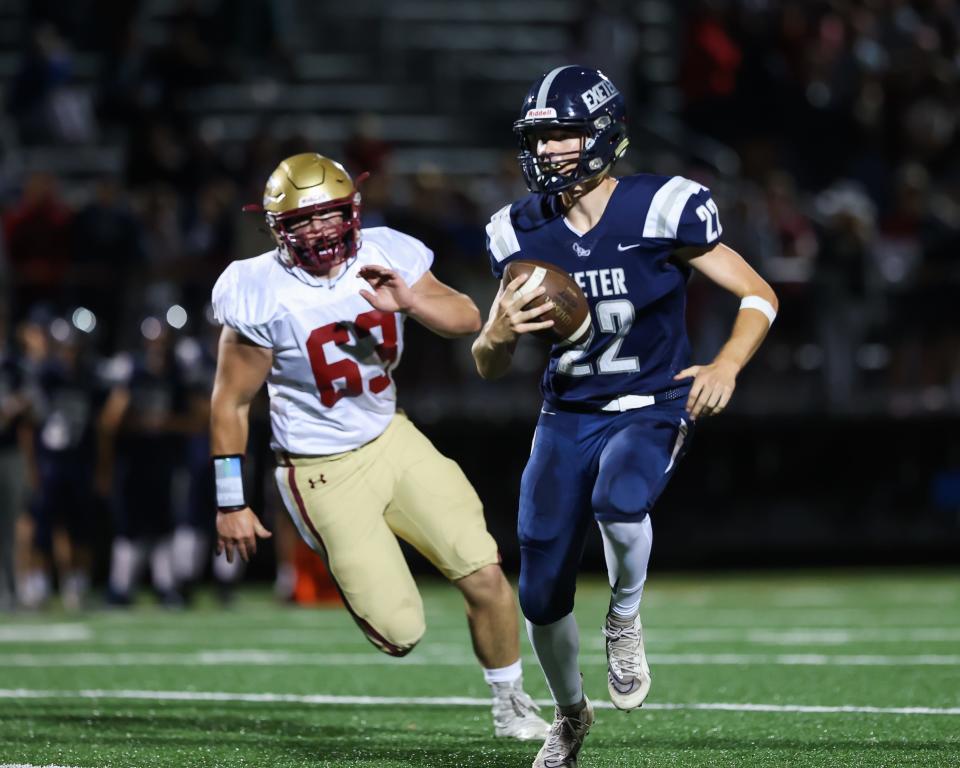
[609,672,638,694]
[617,242,642,251]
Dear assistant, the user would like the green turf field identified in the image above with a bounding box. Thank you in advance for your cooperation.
[1,570,958,767]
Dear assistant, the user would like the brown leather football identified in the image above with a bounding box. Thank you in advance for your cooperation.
[502,259,592,345]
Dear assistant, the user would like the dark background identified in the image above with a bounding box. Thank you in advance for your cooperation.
[2,0,959,584]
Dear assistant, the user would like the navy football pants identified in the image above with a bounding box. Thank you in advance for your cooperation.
[518,402,691,626]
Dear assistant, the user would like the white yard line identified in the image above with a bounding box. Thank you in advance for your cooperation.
[0,688,957,717]
[1,650,959,667]
[0,764,85,768]
[85,626,960,647]
[0,626,91,643]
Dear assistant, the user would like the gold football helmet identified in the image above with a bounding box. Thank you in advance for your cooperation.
[248,153,366,275]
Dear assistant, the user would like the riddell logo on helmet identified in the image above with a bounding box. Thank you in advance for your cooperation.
[299,192,332,206]
[525,107,558,119]
[581,81,619,112]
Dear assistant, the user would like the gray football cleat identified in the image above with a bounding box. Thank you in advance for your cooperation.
[532,697,594,768]
[603,613,652,710]
[491,678,551,740]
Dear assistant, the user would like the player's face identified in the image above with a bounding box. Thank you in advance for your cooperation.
[277,206,356,276]
[287,210,345,246]
[535,129,584,174]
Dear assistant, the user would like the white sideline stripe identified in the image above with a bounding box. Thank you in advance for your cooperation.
[0,689,957,717]
[0,764,85,768]
[2,650,959,667]
[665,627,960,644]
[0,625,90,643]
[87,626,960,646]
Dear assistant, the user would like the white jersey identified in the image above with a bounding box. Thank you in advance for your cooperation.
[212,226,433,455]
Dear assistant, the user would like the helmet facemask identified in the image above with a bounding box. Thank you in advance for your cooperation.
[514,115,625,194]
[269,194,361,276]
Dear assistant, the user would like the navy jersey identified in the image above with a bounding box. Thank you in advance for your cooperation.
[126,351,190,431]
[35,358,105,455]
[485,174,722,409]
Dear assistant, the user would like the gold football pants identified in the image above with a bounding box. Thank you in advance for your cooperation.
[275,412,499,656]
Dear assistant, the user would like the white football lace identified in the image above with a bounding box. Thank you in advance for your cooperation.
[603,621,641,678]
[497,688,542,720]
[542,712,585,764]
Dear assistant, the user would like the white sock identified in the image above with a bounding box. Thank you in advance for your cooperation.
[63,570,89,597]
[62,570,89,610]
[274,562,295,598]
[599,517,653,619]
[150,537,175,593]
[526,613,583,707]
[213,549,244,583]
[172,526,200,583]
[21,570,50,608]
[109,537,142,595]
[484,659,522,686]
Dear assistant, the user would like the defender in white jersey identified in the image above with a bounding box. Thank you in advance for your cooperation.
[209,153,548,741]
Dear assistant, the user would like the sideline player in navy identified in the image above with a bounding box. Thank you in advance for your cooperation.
[472,66,779,768]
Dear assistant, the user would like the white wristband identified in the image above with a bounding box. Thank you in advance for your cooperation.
[739,295,776,326]
[214,455,245,510]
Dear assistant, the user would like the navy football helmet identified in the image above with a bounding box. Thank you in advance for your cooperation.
[514,65,629,194]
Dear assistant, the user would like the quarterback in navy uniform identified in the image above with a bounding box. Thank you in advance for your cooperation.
[473,66,779,768]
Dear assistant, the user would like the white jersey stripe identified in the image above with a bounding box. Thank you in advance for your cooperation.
[643,176,702,239]
[275,467,324,557]
[485,204,521,263]
[536,66,576,109]
[664,418,688,474]
[663,179,703,238]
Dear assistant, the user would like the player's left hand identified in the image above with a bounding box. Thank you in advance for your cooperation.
[216,507,272,563]
[358,265,415,314]
[674,359,739,420]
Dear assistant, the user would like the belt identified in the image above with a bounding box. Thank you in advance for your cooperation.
[600,394,656,412]
[550,388,686,414]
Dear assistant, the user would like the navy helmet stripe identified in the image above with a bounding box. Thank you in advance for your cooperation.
[536,66,576,109]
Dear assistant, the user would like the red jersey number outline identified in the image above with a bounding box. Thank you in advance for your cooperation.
[306,310,398,407]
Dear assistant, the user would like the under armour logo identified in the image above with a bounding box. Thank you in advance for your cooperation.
[308,475,327,488]
[572,242,591,258]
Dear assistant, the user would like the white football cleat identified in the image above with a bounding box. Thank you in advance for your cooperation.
[603,613,651,710]
[532,697,594,768]
[491,679,551,740]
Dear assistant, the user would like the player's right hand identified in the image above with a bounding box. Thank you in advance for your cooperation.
[216,507,272,563]
[487,273,555,345]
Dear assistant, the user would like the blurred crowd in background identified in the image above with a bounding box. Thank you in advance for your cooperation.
[1,0,959,610]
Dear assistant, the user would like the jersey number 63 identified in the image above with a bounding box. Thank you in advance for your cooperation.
[305,311,398,407]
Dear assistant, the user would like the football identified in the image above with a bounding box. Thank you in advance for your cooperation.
[503,260,592,345]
